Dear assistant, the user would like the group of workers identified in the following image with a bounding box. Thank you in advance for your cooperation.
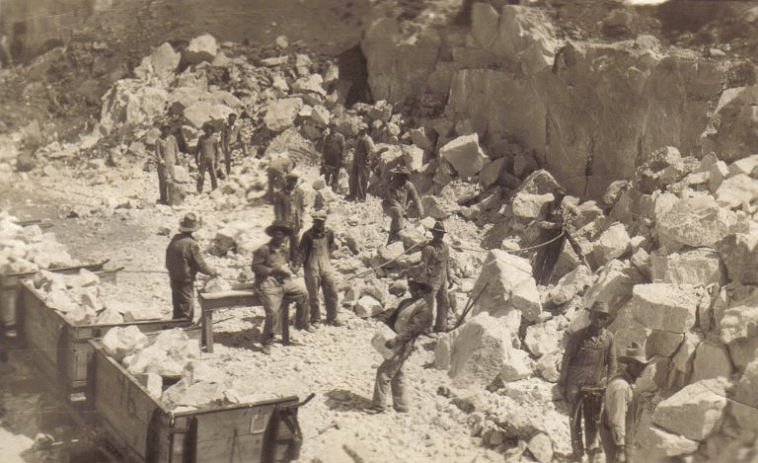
[160,113,648,458]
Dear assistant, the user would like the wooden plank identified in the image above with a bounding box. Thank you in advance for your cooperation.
[20,283,65,382]
[198,290,261,311]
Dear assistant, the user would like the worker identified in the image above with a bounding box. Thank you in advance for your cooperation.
[266,151,296,203]
[299,210,342,328]
[532,193,590,285]
[420,220,455,332]
[348,128,374,201]
[252,220,312,355]
[155,124,178,205]
[559,302,617,463]
[165,213,219,320]
[369,277,433,413]
[196,123,220,193]
[272,172,305,265]
[320,124,344,192]
[382,166,424,245]
[221,113,245,176]
[600,343,650,463]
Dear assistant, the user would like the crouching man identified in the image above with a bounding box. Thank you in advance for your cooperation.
[369,278,433,413]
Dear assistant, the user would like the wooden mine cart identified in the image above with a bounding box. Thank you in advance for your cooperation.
[89,333,310,463]
[18,277,192,401]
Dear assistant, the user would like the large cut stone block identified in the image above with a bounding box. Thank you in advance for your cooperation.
[630,283,700,333]
[653,378,729,441]
[471,250,542,322]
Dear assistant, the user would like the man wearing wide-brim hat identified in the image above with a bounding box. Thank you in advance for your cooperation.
[600,342,652,463]
[165,213,218,320]
[419,220,456,332]
[381,165,424,245]
[252,219,311,354]
[559,301,617,462]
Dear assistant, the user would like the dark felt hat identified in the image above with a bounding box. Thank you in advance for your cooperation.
[265,220,292,236]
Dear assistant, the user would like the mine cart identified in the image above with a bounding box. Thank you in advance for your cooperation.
[18,277,192,401]
[89,334,310,463]
[0,259,112,334]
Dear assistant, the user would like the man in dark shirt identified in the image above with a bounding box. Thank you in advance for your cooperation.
[196,123,220,193]
[382,166,424,245]
[272,172,305,265]
[221,113,245,176]
[560,302,617,462]
[165,213,218,319]
[252,220,311,355]
[320,125,344,192]
[348,129,374,201]
[155,124,178,205]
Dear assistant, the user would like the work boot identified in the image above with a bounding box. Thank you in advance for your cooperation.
[298,324,316,334]
[325,319,344,328]
[261,344,272,355]
[365,404,385,414]
[393,405,409,413]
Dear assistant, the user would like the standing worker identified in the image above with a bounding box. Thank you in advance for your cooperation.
[369,278,433,413]
[155,124,178,205]
[559,302,617,463]
[266,151,296,203]
[272,172,305,265]
[196,123,220,193]
[382,166,424,245]
[299,210,342,328]
[221,113,246,176]
[420,220,455,332]
[252,220,312,355]
[533,193,590,284]
[320,124,345,192]
[600,343,650,463]
[348,128,374,201]
[165,213,219,320]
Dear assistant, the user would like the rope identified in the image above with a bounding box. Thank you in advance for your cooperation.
[451,230,566,255]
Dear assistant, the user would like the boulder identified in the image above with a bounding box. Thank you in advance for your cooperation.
[527,432,553,463]
[650,248,725,286]
[708,160,730,193]
[334,113,365,137]
[586,222,631,268]
[421,195,454,219]
[434,330,458,370]
[479,157,507,188]
[354,295,383,318]
[646,330,685,358]
[513,153,539,179]
[635,146,683,193]
[536,351,562,382]
[439,134,488,178]
[547,265,594,306]
[718,233,758,285]
[263,98,304,133]
[582,260,641,311]
[671,331,701,376]
[310,105,331,127]
[292,75,326,96]
[100,81,168,134]
[719,292,758,344]
[731,356,758,435]
[524,317,565,358]
[471,2,500,50]
[471,250,542,322]
[691,340,733,382]
[653,378,729,441]
[655,193,736,250]
[136,42,180,79]
[448,312,528,387]
[715,174,758,208]
[102,326,150,362]
[700,85,758,162]
[630,283,700,333]
[728,154,758,177]
[183,102,233,129]
[635,425,699,460]
[184,34,218,65]
[511,192,554,221]
[366,100,393,122]
[409,127,435,152]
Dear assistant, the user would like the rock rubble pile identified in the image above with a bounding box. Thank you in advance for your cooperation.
[0,212,78,273]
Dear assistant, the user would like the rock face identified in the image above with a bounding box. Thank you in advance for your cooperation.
[731,356,758,436]
[471,250,542,322]
[135,42,181,79]
[438,134,488,178]
[650,248,725,286]
[718,233,758,285]
[655,194,736,250]
[448,313,530,387]
[700,85,758,162]
[652,378,729,441]
[630,283,699,333]
[691,340,733,382]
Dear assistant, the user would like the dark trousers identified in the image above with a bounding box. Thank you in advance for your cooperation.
[349,166,368,200]
[428,277,450,331]
[197,158,217,193]
[304,267,339,323]
[171,280,195,320]
[223,148,232,176]
[567,385,603,457]
[322,165,339,192]
[373,340,414,411]
[157,167,171,204]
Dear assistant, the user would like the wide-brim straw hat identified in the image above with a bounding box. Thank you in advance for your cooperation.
[619,342,653,366]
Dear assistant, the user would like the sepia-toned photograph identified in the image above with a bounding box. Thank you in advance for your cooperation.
[0,0,756,461]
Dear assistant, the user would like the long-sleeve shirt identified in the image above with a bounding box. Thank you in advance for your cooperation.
[559,327,617,388]
[272,187,305,230]
[252,241,290,285]
[322,132,345,167]
[165,233,214,282]
[603,373,638,455]
[421,240,451,287]
[155,134,178,178]
[394,296,433,343]
[385,180,424,216]
[222,121,241,146]
[299,228,336,268]
[353,134,375,171]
